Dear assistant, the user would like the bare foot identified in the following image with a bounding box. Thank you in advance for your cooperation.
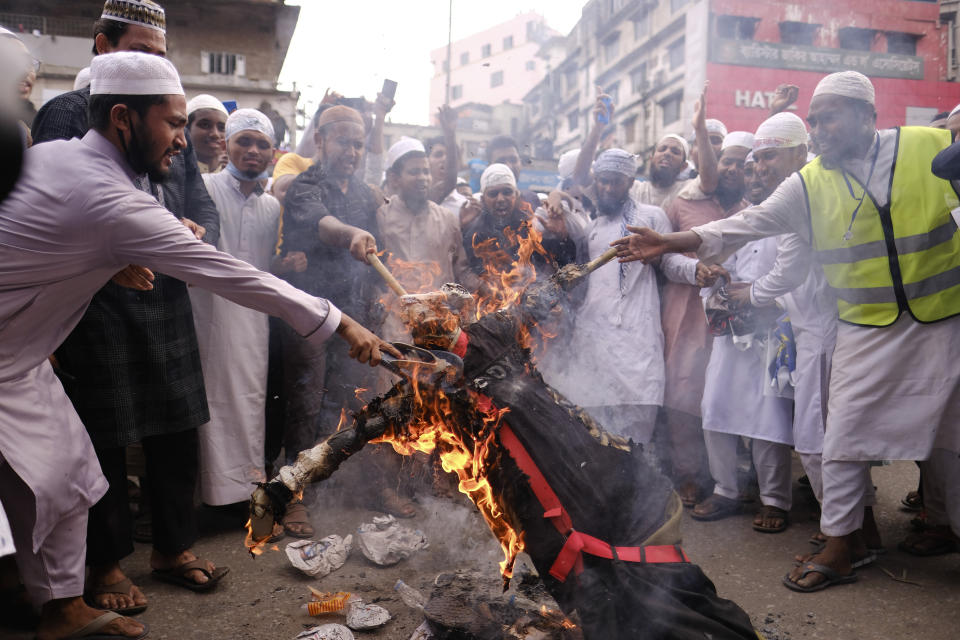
[37,596,144,640]
[150,549,214,586]
[87,563,147,611]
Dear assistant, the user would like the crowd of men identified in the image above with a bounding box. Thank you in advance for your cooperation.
[0,1,958,639]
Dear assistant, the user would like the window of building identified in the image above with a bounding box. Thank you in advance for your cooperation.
[603,33,621,64]
[491,70,504,88]
[887,32,919,55]
[670,0,689,12]
[623,116,637,144]
[668,38,685,70]
[526,60,536,71]
[565,67,578,92]
[460,51,469,66]
[568,109,579,131]
[779,21,819,46]
[482,43,492,58]
[503,35,514,50]
[633,8,651,40]
[451,85,463,100]
[662,92,682,126]
[201,51,246,76]
[839,27,876,51]
[606,82,620,106]
[631,63,648,94]
[716,15,758,41]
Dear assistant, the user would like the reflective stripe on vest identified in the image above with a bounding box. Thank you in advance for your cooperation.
[800,127,960,326]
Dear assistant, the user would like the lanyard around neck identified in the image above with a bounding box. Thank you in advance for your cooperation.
[840,133,881,244]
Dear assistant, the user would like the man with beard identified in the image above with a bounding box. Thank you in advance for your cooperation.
[691,132,796,531]
[548,149,702,449]
[29,0,224,614]
[279,104,415,521]
[191,109,308,516]
[186,94,228,173]
[460,163,576,278]
[378,137,478,307]
[0,51,390,640]
[613,71,960,592]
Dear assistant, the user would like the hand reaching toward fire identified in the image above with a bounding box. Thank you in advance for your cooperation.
[723,281,753,308]
[695,262,730,287]
[349,229,378,264]
[335,313,400,366]
[611,226,702,263]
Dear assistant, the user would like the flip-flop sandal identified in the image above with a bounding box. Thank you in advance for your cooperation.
[850,551,878,569]
[898,529,960,557]
[900,491,923,512]
[752,505,789,533]
[151,558,229,592]
[84,577,147,616]
[690,494,740,521]
[782,562,857,593]
[808,532,828,546]
[282,500,315,538]
[63,610,149,639]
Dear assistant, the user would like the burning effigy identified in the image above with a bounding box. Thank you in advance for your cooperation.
[248,222,758,639]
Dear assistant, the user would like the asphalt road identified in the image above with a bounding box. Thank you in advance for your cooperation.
[3,459,958,639]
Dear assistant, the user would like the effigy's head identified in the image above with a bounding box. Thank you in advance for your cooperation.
[400,283,476,350]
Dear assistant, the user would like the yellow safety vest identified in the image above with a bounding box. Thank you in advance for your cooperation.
[800,126,960,327]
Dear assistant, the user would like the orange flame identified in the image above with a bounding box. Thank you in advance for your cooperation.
[371,368,524,578]
[244,518,268,557]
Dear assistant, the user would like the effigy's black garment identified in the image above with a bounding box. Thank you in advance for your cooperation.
[460,311,758,640]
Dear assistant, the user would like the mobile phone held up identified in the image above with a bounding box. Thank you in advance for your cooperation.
[597,96,613,125]
[382,79,398,101]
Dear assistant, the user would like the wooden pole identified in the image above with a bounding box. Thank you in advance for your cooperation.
[367,253,408,297]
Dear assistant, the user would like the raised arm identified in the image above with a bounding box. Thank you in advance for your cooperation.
[692,86,718,195]
[316,215,378,264]
[429,105,460,204]
[572,88,612,188]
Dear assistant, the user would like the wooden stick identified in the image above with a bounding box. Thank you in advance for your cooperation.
[367,253,408,296]
[584,247,619,274]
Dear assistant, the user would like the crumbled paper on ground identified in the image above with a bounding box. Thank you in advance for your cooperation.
[345,600,391,630]
[408,621,434,640]
[356,515,428,566]
[293,624,355,640]
[285,534,352,577]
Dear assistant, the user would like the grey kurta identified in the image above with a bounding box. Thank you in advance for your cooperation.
[0,131,341,550]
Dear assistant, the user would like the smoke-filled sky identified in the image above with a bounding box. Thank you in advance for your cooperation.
[279,1,582,127]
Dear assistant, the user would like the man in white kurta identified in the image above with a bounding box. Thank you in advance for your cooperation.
[0,52,387,639]
[548,149,697,445]
[696,236,794,528]
[193,109,287,506]
[613,72,960,593]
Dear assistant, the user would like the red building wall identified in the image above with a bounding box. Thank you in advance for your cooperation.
[705,0,960,132]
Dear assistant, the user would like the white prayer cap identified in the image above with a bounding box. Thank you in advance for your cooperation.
[225,108,274,141]
[557,149,579,180]
[0,25,19,39]
[812,71,875,105]
[73,67,91,91]
[480,163,516,192]
[89,51,182,96]
[386,136,425,170]
[721,131,754,151]
[705,118,728,137]
[949,103,960,118]
[100,0,166,34]
[593,148,637,178]
[187,94,228,117]
[659,133,689,159]
[745,151,755,164]
[753,112,808,151]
